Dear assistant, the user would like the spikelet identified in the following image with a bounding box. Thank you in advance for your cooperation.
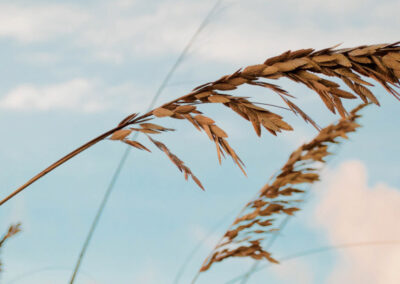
[199,104,367,272]
[2,42,400,205]
[114,42,400,189]
[0,223,21,273]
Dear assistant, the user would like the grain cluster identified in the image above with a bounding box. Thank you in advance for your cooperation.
[199,104,367,272]
[111,42,400,188]
[1,42,400,206]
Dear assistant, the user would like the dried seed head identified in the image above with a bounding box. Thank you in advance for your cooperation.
[199,104,368,272]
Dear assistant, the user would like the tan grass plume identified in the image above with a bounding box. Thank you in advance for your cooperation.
[197,103,367,273]
[1,42,399,205]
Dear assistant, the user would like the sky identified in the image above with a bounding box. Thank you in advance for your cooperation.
[0,0,399,283]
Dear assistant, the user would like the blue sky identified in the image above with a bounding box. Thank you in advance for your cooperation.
[0,0,399,283]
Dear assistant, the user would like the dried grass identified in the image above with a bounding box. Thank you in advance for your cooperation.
[1,42,400,205]
[198,103,367,273]
[0,223,21,273]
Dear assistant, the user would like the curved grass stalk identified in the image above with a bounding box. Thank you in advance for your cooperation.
[2,42,400,205]
[193,104,368,283]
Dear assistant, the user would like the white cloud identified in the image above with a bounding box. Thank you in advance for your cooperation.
[129,261,163,284]
[313,160,400,284]
[76,1,209,61]
[0,3,89,42]
[1,194,29,232]
[286,0,374,13]
[0,79,99,112]
[0,1,209,62]
[18,52,60,65]
[190,224,222,250]
[0,79,152,113]
[192,0,400,64]
[269,261,314,284]
[1,1,398,64]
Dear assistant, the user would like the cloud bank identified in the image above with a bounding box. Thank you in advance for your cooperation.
[314,160,400,284]
[1,0,398,63]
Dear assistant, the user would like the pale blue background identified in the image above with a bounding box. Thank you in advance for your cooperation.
[0,0,399,283]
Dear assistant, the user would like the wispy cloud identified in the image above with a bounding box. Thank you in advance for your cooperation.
[0,79,152,113]
[129,260,164,284]
[269,261,314,284]
[193,0,400,64]
[314,160,400,283]
[1,1,398,64]
[0,3,88,42]
[190,224,222,250]
[0,79,99,112]
[0,1,209,63]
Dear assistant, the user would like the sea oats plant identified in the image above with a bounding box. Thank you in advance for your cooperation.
[0,224,21,274]
[0,42,399,282]
[1,42,399,205]
[196,103,366,276]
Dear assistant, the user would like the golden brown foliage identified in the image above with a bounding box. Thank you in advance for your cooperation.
[147,136,204,190]
[198,104,367,272]
[110,42,400,188]
[1,42,400,205]
[0,223,21,273]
